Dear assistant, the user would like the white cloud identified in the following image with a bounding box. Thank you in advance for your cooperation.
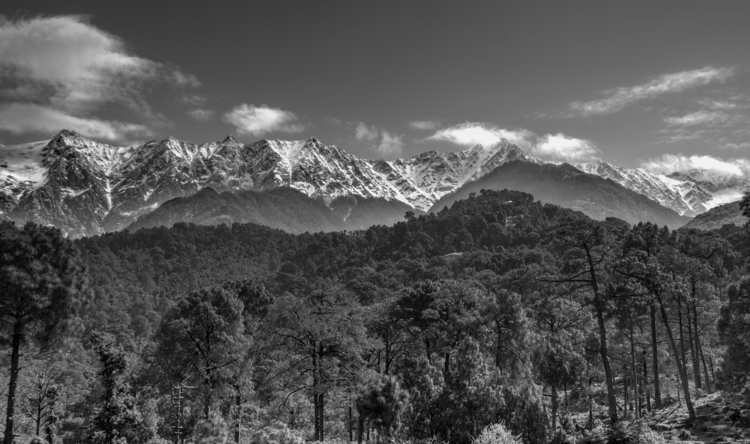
[376,131,403,159]
[355,122,378,141]
[426,122,534,149]
[172,70,201,88]
[409,120,440,130]
[187,108,215,121]
[698,98,749,110]
[532,133,600,162]
[641,153,750,177]
[569,66,734,116]
[223,104,305,137]
[0,15,201,141]
[664,110,730,127]
[0,15,159,114]
[0,103,151,141]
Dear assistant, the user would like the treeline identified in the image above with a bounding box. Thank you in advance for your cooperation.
[1,188,749,444]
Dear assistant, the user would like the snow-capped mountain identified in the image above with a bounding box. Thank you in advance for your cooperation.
[0,130,531,236]
[3,129,748,237]
[574,161,749,217]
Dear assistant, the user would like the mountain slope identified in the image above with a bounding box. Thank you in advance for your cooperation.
[431,160,691,229]
[681,201,747,231]
[127,187,417,234]
[1,130,536,236]
[127,187,344,233]
[575,161,748,216]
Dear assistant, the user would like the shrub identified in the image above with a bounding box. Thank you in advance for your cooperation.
[472,423,521,444]
[637,428,667,444]
[245,421,305,444]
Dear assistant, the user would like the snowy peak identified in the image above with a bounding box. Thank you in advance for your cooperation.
[5,130,745,237]
[574,160,749,216]
[1,133,538,236]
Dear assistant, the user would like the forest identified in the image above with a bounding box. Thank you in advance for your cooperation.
[1,188,750,444]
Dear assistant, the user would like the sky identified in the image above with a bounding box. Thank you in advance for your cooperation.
[1,1,749,174]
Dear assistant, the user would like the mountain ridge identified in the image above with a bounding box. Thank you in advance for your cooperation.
[1,130,531,236]
[430,160,692,229]
[2,129,745,236]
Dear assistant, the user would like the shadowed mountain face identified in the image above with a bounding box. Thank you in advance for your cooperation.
[430,160,692,229]
[127,187,418,234]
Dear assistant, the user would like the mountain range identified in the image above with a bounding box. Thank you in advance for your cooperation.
[1,129,748,237]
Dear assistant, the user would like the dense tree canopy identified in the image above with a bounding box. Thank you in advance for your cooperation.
[0,188,748,444]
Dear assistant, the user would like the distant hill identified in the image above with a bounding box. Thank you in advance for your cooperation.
[681,201,747,231]
[430,160,691,229]
[127,187,415,234]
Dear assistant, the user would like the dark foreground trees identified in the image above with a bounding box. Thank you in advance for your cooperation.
[0,190,744,443]
[0,222,89,444]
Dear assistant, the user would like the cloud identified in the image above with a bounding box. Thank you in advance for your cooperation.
[0,103,151,142]
[409,120,440,130]
[0,15,158,114]
[376,131,404,158]
[531,133,600,161]
[569,66,734,116]
[223,104,305,137]
[664,110,730,127]
[661,105,748,144]
[0,15,201,141]
[355,122,378,141]
[180,94,208,106]
[172,70,201,88]
[641,153,750,177]
[723,142,750,150]
[698,98,749,110]
[426,122,534,149]
[187,108,215,121]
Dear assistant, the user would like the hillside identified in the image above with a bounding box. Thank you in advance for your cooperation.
[682,201,747,231]
[431,160,692,229]
[127,187,416,233]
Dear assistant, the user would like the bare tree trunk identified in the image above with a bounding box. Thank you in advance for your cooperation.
[349,400,353,442]
[624,367,629,419]
[313,343,320,441]
[657,294,696,423]
[685,304,703,389]
[643,351,651,411]
[651,304,661,408]
[4,321,22,444]
[357,414,364,444]
[204,330,212,420]
[235,388,241,443]
[689,283,702,388]
[320,391,325,441]
[588,377,594,431]
[694,299,712,392]
[551,385,558,433]
[697,331,711,393]
[630,322,640,419]
[596,304,618,423]
[678,295,688,382]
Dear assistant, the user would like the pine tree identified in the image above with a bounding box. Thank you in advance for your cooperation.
[86,333,152,444]
[0,222,90,444]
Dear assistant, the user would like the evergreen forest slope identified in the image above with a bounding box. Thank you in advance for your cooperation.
[682,201,747,231]
[1,189,748,444]
[430,160,692,229]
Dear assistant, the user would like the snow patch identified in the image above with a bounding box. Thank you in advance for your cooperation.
[705,188,744,210]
